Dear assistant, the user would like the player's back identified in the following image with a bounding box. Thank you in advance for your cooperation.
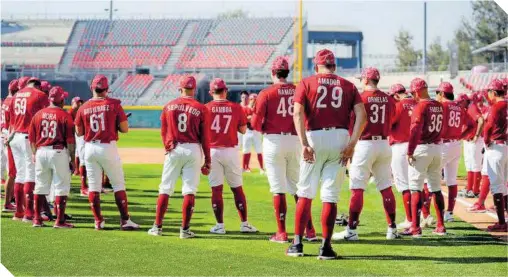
[415,99,444,144]
[486,99,507,142]
[30,106,73,148]
[75,97,126,143]
[206,100,245,148]
[1,95,14,131]
[295,73,360,130]
[10,87,49,133]
[256,83,296,135]
[390,97,417,144]
[441,101,467,141]
[360,89,395,139]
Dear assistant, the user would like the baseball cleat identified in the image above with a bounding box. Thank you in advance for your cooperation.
[12,213,24,221]
[269,232,289,243]
[335,214,349,226]
[80,188,89,197]
[180,227,195,239]
[95,219,105,230]
[400,227,413,236]
[410,227,423,238]
[465,190,476,198]
[420,215,434,228]
[147,225,163,236]
[398,219,412,229]
[32,219,44,227]
[210,223,226,234]
[305,228,319,242]
[467,203,487,213]
[2,204,16,212]
[444,211,454,222]
[120,218,140,230]
[317,246,337,260]
[332,227,358,241]
[432,226,447,236]
[22,216,33,223]
[259,169,265,175]
[41,212,54,222]
[240,222,258,233]
[243,168,251,173]
[487,223,508,232]
[286,243,304,257]
[54,222,74,229]
[386,227,401,240]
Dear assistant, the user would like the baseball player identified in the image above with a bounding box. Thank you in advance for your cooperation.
[205,78,258,234]
[286,49,367,260]
[333,67,399,241]
[435,83,473,222]
[74,74,139,231]
[147,75,211,238]
[29,86,75,228]
[406,78,446,237]
[40,81,51,94]
[69,97,88,196]
[238,91,249,149]
[8,77,49,222]
[242,94,264,173]
[1,79,19,212]
[251,56,317,243]
[482,79,507,232]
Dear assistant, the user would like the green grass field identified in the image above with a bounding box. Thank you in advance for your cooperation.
[2,130,507,276]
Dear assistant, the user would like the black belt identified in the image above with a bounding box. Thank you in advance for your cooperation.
[309,127,347,131]
[361,136,387,141]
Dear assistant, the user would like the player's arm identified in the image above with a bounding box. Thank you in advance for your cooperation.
[407,104,424,165]
[200,108,211,167]
[482,106,496,147]
[251,92,266,132]
[28,117,37,156]
[65,117,76,169]
[460,111,475,140]
[117,104,129,133]
[474,116,484,141]
[340,87,367,165]
[74,110,84,137]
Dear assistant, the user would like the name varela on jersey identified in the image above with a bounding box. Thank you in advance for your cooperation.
[429,106,444,113]
[211,106,233,113]
[318,78,340,86]
[166,104,201,116]
[367,96,389,103]
[278,88,295,96]
[83,105,110,115]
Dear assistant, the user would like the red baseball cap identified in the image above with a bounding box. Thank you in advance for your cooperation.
[49,86,68,103]
[40,81,51,93]
[314,49,335,66]
[179,75,197,89]
[437,82,453,94]
[457,93,469,103]
[487,79,504,91]
[410,78,428,93]
[18,76,30,90]
[8,79,19,92]
[249,93,258,100]
[91,74,109,91]
[390,83,406,94]
[27,77,41,84]
[361,67,380,81]
[271,56,289,71]
[209,78,227,91]
[71,97,83,104]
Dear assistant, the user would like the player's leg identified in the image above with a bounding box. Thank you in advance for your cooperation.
[0,142,6,185]
[10,134,30,221]
[208,149,226,234]
[462,141,475,195]
[33,148,52,227]
[407,145,432,237]
[471,140,485,196]
[426,145,446,235]
[253,131,264,173]
[443,142,461,222]
[485,144,508,231]
[20,134,36,221]
[78,137,88,196]
[391,142,412,228]
[469,155,490,212]
[49,149,73,228]
[179,144,202,239]
[2,146,15,212]
[242,131,253,171]
[5,146,18,214]
[83,143,105,229]
[74,135,80,176]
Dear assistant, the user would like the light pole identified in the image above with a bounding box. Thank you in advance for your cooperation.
[423,1,427,74]
[104,0,118,20]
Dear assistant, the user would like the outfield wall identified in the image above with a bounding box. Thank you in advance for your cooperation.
[123,106,162,128]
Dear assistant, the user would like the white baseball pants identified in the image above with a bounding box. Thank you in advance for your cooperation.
[209,147,242,188]
[441,141,461,186]
[242,129,262,154]
[75,134,85,161]
[159,143,202,196]
[463,139,484,172]
[408,144,443,192]
[34,146,71,196]
[391,142,409,192]
[263,134,300,195]
[9,133,35,183]
[0,136,6,180]
[296,129,349,203]
[349,140,392,191]
[84,141,125,193]
[484,143,507,195]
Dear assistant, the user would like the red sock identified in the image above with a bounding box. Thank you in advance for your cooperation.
[472,172,482,194]
[273,194,287,233]
[466,171,474,191]
[14,183,24,216]
[348,189,364,229]
[294,197,312,238]
[243,153,251,169]
[257,154,264,169]
[380,187,396,228]
[231,186,248,222]
[447,185,458,212]
[75,157,80,170]
[294,195,315,234]
[88,191,103,222]
[33,194,42,221]
[182,194,195,229]
[155,194,169,227]
[211,185,224,224]
[23,182,35,218]
[411,191,423,229]
[433,191,445,227]
[421,184,431,218]
[321,202,337,247]
[79,166,87,189]
[477,175,490,205]
[55,196,67,224]
[114,190,130,220]
[402,190,412,222]
[493,193,506,225]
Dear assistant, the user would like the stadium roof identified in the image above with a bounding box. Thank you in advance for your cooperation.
[309,25,362,33]
[472,37,508,54]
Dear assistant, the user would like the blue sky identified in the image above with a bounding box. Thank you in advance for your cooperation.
[1,0,475,64]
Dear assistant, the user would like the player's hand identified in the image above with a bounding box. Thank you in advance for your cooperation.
[201,163,211,176]
[31,154,36,163]
[472,135,479,142]
[126,112,132,118]
[302,146,315,164]
[407,155,415,167]
[339,143,355,166]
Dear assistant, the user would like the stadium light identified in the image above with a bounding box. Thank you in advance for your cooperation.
[104,0,118,20]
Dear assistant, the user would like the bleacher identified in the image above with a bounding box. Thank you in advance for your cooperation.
[460,72,508,91]
[176,45,275,69]
[72,46,171,69]
[111,74,154,105]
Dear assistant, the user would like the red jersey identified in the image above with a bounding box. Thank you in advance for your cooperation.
[29,107,75,148]
[9,87,49,133]
[160,96,210,163]
[441,101,469,141]
[483,99,507,145]
[251,83,297,135]
[407,99,444,155]
[294,73,362,131]
[390,98,417,144]
[1,96,14,131]
[463,104,483,141]
[358,89,395,140]
[206,100,247,148]
[242,106,254,130]
[74,97,127,143]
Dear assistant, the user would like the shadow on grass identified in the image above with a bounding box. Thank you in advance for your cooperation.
[338,234,507,247]
[344,255,508,264]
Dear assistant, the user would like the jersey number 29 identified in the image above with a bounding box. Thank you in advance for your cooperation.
[316,86,342,109]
